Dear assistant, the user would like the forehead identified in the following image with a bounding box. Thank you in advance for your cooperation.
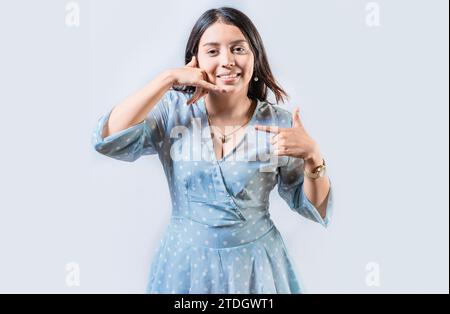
[199,22,248,46]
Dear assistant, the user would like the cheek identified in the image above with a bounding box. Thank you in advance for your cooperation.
[202,67,216,81]
[241,67,254,82]
[239,57,254,76]
[197,57,213,72]
[201,65,216,79]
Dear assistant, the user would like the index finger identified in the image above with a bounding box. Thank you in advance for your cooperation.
[254,125,282,133]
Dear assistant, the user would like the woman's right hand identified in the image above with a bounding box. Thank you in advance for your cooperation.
[169,56,225,105]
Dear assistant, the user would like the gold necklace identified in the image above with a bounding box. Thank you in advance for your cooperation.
[206,100,255,157]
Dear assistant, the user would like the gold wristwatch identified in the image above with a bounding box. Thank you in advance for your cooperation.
[304,158,327,179]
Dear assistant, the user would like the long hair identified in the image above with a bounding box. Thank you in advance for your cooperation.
[172,7,289,104]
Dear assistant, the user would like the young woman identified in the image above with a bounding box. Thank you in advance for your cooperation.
[92,7,333,294]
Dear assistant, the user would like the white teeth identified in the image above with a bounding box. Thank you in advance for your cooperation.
[219,74,239,79]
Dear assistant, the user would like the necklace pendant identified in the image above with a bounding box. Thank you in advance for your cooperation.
[221,136,228,143]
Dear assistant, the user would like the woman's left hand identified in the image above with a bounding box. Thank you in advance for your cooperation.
[254,107,321,162]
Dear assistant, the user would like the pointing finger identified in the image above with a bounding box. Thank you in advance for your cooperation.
[254,125,282,133]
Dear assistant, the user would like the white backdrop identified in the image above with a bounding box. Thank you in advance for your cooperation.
[0,0,448,293]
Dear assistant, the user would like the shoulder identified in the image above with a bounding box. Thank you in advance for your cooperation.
[155,89,197,125]
[155,89,192,115]
[161,89,189,105]
[257,99,293,128]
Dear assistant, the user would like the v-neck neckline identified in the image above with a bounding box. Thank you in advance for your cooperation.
[198,97,261,163]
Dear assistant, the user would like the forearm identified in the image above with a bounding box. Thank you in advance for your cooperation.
[303,151,331,219]
[102,70,175,138]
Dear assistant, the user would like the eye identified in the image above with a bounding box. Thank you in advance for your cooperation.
[207,47,246,55]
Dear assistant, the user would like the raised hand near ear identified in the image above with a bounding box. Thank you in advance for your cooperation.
[170,56,226,105]
[186,56,210,105]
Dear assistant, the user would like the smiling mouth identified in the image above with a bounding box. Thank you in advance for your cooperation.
[217,73,241,79]
[216,73,241,84]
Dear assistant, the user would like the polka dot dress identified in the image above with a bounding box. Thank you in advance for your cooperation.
[92,90,333,294]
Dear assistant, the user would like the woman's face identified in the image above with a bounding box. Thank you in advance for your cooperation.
[197,22,254,94]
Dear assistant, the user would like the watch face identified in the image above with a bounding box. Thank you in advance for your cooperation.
[313,165,323,173]
[314,165,326,176]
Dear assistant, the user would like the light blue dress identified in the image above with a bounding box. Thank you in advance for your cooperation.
[92,89,333,294]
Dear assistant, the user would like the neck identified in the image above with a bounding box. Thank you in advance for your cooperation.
[205,90,252,121]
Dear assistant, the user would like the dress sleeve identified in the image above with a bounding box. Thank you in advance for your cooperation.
[91,90,172,162]
[277,156,333,228]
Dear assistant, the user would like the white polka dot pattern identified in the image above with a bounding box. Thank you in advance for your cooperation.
[91,90,334,294]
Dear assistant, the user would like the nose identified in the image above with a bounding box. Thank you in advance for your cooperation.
[220,51,235,68]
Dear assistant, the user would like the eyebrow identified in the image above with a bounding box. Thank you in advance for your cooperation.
[202,39,248,47]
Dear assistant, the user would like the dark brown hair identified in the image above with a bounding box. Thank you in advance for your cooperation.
[172,7,289,104]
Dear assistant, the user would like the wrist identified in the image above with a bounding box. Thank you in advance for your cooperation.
[159,69,176,89]
[304,151,323,172]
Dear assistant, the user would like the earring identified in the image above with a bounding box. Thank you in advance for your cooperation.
[254,76,259,82]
